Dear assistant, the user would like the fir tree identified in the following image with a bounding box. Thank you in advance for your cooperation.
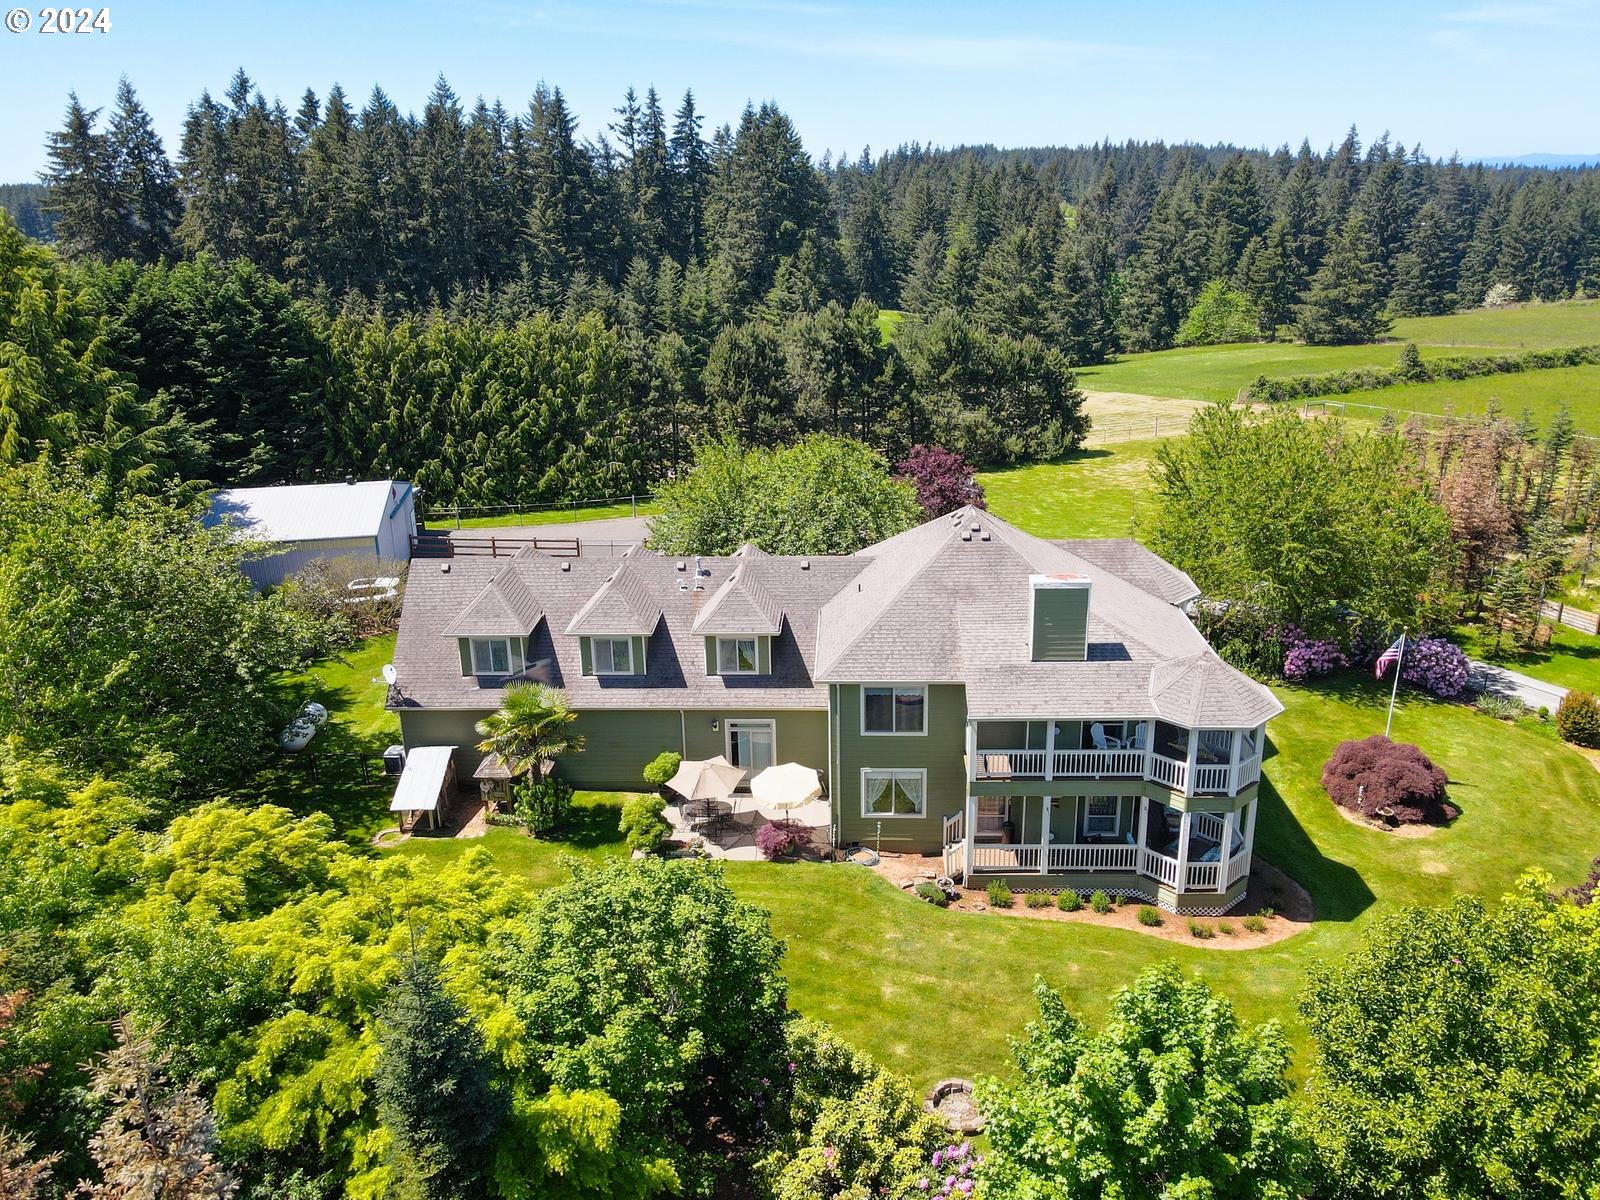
[105,78,181,262]
[1296,212,1390,345]
[375,958,506,1200]
[40,94,124,260]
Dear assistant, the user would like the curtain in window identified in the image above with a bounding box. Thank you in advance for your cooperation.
[865,773,891,812]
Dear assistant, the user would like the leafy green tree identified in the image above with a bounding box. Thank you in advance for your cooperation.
[648,434,922,556]
[490,858,788,1177]
[1296,212,1390,345]
[1174,278,1262,347]
[375,958,506,1200]
[475,685,585,785]
[977,965,1307,1199]
[1150,402,1455,636]
[492,1088,677,1200]
[1300,875,1600,1200]
[0,462,329,801]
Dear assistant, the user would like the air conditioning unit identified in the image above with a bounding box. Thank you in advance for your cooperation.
[382,745,407,776]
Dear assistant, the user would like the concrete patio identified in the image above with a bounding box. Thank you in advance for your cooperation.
[663,793,830,860]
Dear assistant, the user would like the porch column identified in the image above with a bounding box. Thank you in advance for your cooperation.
[1135,796,1150,876]
[1044,719,1056,780]
[1242,798,1258,873]
[1218,808,1238,894]
[1040,794,1052,874]
[965,720,978,782]
[963,791,976,880]
[1229,730,1243,795]
[1183,727,1199,797]
[1175,809,1193,893]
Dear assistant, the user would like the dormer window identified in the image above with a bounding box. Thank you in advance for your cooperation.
[592,637,634,675]
[717,637,759,675]
[469,637,512,675]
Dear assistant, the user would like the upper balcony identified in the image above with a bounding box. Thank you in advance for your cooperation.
[967,718,1264,797]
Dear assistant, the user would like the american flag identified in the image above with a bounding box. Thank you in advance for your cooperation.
[1374,634,1405,679]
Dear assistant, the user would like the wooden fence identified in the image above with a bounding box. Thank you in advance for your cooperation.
[1541,600,1600,635]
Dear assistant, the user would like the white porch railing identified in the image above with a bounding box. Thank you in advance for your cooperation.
[942,810,965,877]
[1140,846,1179,887]
[972,844,1042,871]
[971,746,1262,797]
[1053,748,1144,778]
[1226,850,1252,886]
[1146,753,1187,791]
[1048,842,1139,872]
[1185,860,1221,889]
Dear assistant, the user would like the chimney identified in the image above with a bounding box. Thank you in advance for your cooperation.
[1028,574,1090,662]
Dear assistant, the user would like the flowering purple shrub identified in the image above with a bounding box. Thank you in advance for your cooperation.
[1282,629,1348,681]
[920,1142,982,1198]
[896,445,986,518]
[1400,636,1470,698]
[756,818,812,860]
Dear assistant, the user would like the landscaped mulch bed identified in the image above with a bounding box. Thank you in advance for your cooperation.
[867,852,1312,949]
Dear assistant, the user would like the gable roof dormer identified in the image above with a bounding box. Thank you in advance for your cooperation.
[441,565,544,637]
[691,554,784,635]
[564,552,662,637]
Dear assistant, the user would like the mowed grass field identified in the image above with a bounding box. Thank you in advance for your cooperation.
[979,440,1161,539]
[1075,299,1600,407]
[1314,364,1600,435]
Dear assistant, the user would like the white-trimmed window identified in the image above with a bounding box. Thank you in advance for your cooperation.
[470,637,512,674]
[862,685,927,735]
[861,768,926,817]
[592,637,633,675]
[716,637,759,675]
[1084,796,1120,838]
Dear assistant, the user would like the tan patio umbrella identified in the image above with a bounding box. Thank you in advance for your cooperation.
[750,762,824,810]
[665,754,746,803]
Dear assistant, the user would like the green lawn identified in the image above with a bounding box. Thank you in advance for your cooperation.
[437,499,659,530]
[877,308,905,344]
[1457,620,1600,695]
[979,441,1161,539]
[392,791,636,887]
[1072,299,1600,406]
[254,634,401,841]
[1391,298,1600,350]
[1307,363,1600,436]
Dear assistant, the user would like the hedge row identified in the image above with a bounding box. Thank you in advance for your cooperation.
[1242,343,1600,405]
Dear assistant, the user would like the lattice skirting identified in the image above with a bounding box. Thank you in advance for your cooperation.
[1007,883,1249,916]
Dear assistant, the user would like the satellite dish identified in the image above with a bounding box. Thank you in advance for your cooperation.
[382,664,397,685]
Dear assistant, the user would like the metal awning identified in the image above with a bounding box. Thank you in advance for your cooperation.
[391,745,456,812]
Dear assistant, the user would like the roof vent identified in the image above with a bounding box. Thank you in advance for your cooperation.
[345,474,356,486]
[675,561,686,572]
[980,531,991,541]
[800,559,810,570]
[970,521,981,533]
[961,530,972,542]
[561,561,571,572]
[441,563,450,573]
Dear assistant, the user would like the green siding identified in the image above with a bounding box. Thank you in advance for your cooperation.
[835,683,967,851]
[457,640,472,675]
[631,635,647,675]
[1031,582,1088,661]
[579,637,593,676]
[398,708,487,782]
[703,637,717,676]
[563,709,681,787]
[682,710,827,777]
[757,635,771,674]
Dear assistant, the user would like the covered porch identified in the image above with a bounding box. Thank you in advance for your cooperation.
[941,791,1257,910]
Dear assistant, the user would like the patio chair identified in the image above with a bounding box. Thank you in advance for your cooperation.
[1090,723,1112,751]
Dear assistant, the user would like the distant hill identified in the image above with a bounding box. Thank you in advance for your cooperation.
[1474,154,1600,169]
[0,182,54,240]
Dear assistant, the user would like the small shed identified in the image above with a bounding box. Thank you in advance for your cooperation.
[204,478,416,587]
[390,745,458,831]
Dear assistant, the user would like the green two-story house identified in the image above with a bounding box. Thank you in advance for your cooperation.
[389,506,1281,913]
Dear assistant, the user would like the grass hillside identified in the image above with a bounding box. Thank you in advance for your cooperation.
[1075,299,1600,405]
[1315,363,1600,435]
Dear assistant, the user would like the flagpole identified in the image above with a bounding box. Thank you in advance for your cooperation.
[1384,631,1406,738]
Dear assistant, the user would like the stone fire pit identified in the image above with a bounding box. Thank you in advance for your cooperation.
[924,1078,984,1133]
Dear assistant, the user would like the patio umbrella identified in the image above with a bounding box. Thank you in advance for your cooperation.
[665,755,746,803]
[751,762,824,810]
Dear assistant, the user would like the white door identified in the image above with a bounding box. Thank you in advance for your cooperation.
[726,720,775,774]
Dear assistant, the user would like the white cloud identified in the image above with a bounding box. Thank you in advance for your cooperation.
[1440,0,1599,27]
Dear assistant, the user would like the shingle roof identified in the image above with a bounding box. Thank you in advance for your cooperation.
[1054,538,1201,606]
[392,507,1280,729]
[690,556,786,635]
[441,565,544,637]
[392,549,864,711]
[1148,653,1284,727]
[564,552,664,636]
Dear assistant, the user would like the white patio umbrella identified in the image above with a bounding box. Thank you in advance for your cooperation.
[665,754,746,803]
[750,762,824,811]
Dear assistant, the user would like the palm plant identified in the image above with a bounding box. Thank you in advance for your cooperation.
[474,684,584,782]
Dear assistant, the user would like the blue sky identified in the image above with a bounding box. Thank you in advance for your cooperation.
[1,0,1596,178]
